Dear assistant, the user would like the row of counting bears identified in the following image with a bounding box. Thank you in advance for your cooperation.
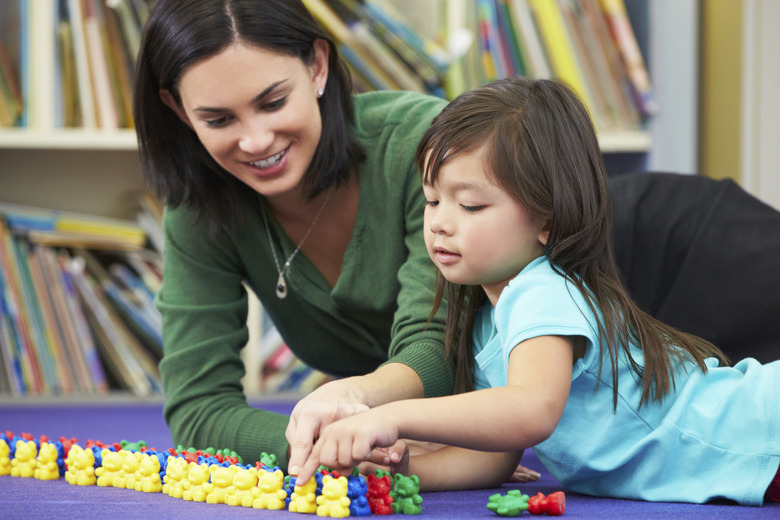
[487,490,566,516]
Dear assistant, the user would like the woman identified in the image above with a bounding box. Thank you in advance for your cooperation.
[133,0,780,474]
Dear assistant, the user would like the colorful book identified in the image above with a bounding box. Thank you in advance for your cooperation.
[527,0,595,113]
[598,0,657,116]
[508,0,553,78]
[36,245,98,393]
[0,219,45,394]
[67,0,97,128]
[56,249,108,393]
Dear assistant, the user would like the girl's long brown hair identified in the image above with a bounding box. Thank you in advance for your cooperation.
[418,77,726,408]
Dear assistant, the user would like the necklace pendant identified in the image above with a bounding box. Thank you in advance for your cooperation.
[275,272,288,299]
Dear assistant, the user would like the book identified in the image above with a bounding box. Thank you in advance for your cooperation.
[26,243,76,393]
[0,201,147,249]
[9,237,61,393]
[507,0,553,78]
[527,0,596,116]
[36,245,100,393]
[568,0,638,129]
[27,0,58,129]
[82,0,119,129]
[67,0,97,128]
[56,249,108,393]
[0,38,23,126]
[56,0,82,127]
[598,0,657,116]
[0,264,25,395]
[303,0,401,91]
[66,254,156,396]
[578,0,639,128]
[105,0,142,67]
[0,219,45,394]
[103,0,134,127]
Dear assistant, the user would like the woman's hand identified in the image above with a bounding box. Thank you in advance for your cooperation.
[285,363,424,477]
[285,377,370,476]
[295,408,401,484]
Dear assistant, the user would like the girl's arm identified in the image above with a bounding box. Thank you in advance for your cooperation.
[296,334,575,486]
[408,447,523,491]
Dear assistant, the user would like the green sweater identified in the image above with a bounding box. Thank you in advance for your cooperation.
[157,90,452,469]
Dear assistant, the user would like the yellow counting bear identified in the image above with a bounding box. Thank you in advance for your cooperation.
[316,474,351,518]
[64,445,96,486]
[0,439,10,476]
[289,475,318,514]
[10,440,37,478]
[205,464,237,504]
[226,466,260,508]
[33,442,60,481]
[115,450,144,490]
[181,462,211,502]
[95,449,127,487]
[135,453,163,493]
[162,456,190,498]
[252,468,287,510]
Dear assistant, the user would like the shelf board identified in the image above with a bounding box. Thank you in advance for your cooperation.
[0,128,652,153]
[0,128,138,150]
[598,130,652,152]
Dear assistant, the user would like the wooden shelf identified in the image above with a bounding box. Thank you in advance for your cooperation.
[0,128,138,150]
[0,127,651,153]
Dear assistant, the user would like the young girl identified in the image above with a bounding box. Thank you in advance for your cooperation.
[296,77,780,505]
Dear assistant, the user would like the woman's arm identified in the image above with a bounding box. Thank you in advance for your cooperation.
[295,334,575,487]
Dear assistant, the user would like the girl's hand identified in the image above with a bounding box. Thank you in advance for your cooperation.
[357,439,410,477]
[285,377,370,477]
[295,409,400,484]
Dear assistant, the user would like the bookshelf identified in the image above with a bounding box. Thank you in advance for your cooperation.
[1,0,662,399]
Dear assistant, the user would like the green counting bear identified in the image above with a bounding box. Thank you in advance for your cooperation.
[390,473,423,515]
[487,489,530,517]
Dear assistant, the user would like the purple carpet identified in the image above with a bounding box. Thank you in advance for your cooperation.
[1,401,777,519]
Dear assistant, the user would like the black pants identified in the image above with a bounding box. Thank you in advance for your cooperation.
[609,172,780,364]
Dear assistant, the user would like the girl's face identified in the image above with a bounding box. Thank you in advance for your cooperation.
[422,146,549,305]
[161,41,329,200]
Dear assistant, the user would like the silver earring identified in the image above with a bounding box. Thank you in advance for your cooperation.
[316,88,324,97]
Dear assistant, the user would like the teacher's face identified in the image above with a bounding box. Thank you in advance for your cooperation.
[166,41,329,200]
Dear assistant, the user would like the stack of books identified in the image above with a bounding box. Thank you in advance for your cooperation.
[0,199,163,397]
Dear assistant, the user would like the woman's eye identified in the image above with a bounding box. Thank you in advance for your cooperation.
[461,205,486,213]
[205,116,231,129]
[262,96,287,111]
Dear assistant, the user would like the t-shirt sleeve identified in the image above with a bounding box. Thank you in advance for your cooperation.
[495,259,599,369]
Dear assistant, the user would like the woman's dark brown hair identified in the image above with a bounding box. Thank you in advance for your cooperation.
[133,0,363,235]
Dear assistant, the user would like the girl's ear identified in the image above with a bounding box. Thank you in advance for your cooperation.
[159,89,193,129]
[539,219,552,246]
[310,38,330,93]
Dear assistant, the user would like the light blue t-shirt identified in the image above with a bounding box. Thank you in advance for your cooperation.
[473,256,780,505]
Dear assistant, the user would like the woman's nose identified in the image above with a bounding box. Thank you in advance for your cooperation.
[238,119,274,154]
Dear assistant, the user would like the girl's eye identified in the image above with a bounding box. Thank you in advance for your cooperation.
[424,200,439,207]
[461,205,486,213]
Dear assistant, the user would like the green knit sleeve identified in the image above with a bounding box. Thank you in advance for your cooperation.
[157,205,292,468]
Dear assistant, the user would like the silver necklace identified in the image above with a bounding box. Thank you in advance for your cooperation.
[261,190,333,299]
